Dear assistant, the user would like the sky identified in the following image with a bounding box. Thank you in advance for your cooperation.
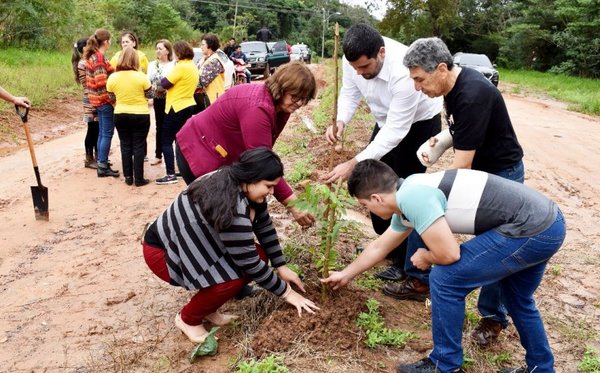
[340,0,388,20]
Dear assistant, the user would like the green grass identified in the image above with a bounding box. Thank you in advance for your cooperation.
[356,299,415,349]
[579,347,600,372]
[498,68,600,116]
[235,354,290,373]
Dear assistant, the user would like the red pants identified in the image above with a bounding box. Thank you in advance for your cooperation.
[143,241,267,325]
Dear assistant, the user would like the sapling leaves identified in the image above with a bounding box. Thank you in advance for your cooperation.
[189,327,220,362]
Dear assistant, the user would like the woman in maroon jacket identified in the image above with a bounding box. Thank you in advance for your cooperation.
[176,61,317,227]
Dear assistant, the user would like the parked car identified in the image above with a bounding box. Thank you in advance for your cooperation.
[193,48,235,90]
[241,41,270,77]
[241,41,290,78]
[290,44,311,63]
[268,41,291,71]
[453,52,499,86]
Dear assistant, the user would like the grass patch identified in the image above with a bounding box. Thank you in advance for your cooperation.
[498,68,600,116]
[235,354,290,373]
[579,347,600,372]
[354,272,385,290]
[356,299,415,348]
[285,156,314,185]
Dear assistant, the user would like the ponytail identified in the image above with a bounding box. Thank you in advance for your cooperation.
[83,28,111,60]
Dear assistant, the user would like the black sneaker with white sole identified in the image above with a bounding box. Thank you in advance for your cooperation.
[155,175,178,185]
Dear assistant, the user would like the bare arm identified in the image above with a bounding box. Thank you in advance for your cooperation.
[410,217,461,270]
[450,149,476,169]
[0,86,30,108]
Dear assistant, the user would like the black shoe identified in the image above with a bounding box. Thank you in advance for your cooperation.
[124,176,134,185]
[234,284,261,300]
[135,178,150,187]
[397,357,463,373]
[375,266,406,282]
[97,162,120,177]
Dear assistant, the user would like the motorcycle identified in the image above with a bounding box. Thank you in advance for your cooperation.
[231,57,249,85]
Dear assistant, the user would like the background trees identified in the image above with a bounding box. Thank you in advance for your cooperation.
[0,0,597,77]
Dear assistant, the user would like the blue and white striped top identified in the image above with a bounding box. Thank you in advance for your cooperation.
[391,169,558,238]
[145,190,287,296]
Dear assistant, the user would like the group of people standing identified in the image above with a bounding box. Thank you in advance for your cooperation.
[71,29,244,186]
[65,23,564,373]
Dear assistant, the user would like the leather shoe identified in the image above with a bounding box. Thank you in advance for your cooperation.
[471,318,503,346]
[135,178,150,187]
[375,266,406,282]
[234,284,261,300]
[383,277,429,302]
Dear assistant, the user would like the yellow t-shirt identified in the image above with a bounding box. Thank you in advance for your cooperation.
[106,70,151,114]
[110,50,149,74]
[164,59,199,113]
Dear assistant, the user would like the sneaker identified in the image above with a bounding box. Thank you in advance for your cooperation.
[396,357,464,373]
[375,265,407,282]
[155,175,178,185]
[383,277,430,301]
[150,157,162,166]
[471,318,504,346]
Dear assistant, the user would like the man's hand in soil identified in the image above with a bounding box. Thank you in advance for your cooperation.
[277,265,306,293]
[323,158,358,184]
[282,287,320,317]
[320,271,350,291]
[325,120,345,144]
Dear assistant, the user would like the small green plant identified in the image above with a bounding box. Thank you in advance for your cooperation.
[579,347,600,372]
[291,182,355,297]
[550,264,562,276]
[286,157,314,185]
[189,327,219,362]
[356,299,415,348]
[488,352,512,365]
[286,262,304,278]
[235,354,290,373]
[354,272,385,290]
[464,291,479,326]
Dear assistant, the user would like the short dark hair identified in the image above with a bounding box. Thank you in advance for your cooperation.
[342,23,384,62]
[156,39,173,61]
[173,40,194,60]
[403,37,454,72]
[186,147,284,231]
[348,160,399,199]
[202,33,220,52]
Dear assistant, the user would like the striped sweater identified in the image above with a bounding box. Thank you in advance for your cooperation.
[85,50,114,107]
[144,190,288,296]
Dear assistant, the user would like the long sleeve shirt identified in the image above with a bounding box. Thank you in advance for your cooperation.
[85,50,114,107]
[337,37,443,161]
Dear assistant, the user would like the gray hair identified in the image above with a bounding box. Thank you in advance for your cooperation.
[403,37,454,72]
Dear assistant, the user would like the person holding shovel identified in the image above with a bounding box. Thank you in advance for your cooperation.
[143,148,319,344]
[323,160,565,373]
[0,86,30,108]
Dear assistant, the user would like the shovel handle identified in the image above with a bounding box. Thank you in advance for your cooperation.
[18,107,39,170]
[15,104,29,123]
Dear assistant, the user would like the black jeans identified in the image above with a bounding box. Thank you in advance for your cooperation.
[114,114,150,181]
[175,142,196,185]
[162,106,195,175]
[153,98,166,159]
[370,114,441,269]
[85,121,99,156]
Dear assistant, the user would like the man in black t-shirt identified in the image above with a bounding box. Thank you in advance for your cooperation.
[256,26,272,42]
[398,37,525,349]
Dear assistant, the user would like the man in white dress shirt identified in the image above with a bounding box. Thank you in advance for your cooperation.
[325,23,442,292]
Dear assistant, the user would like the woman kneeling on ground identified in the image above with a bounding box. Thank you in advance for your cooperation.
[143,148,319,344]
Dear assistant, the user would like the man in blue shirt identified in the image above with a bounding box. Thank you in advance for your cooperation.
[323,160,565,373]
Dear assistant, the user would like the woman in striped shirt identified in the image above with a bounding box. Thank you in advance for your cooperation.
[143,148,318,344]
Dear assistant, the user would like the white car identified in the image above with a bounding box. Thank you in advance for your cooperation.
[290,44,311,64]
[193,48,235,90]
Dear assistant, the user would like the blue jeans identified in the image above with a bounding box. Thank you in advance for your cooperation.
[405,160,526,326]
[96,103,115,163]
[428,209,564,372]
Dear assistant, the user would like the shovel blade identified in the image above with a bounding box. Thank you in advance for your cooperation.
[31,185,49,221]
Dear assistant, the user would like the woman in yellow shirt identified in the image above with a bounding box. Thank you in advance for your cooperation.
[155,41,199,185]
[110,31,149,74]
[106,47,153,186]
[196,33,225,107]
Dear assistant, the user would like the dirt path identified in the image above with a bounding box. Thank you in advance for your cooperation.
[0,77,599,372]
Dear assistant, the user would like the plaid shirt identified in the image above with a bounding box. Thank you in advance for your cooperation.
[85,50,114,107]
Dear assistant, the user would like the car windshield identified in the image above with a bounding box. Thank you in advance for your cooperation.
[455,54,492,67]
[272,42,287,52]
[241,42,266,53]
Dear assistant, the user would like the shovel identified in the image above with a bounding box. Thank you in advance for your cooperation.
[16,105,49,221]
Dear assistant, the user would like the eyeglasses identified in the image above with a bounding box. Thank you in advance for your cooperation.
[291,95,310,105]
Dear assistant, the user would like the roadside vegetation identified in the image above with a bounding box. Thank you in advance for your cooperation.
[499,69,600,116]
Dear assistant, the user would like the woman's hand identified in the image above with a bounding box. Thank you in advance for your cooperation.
[288,205,315,228]
[283,288,319,317]
[277,265,305,293]
[320,270,351,291]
